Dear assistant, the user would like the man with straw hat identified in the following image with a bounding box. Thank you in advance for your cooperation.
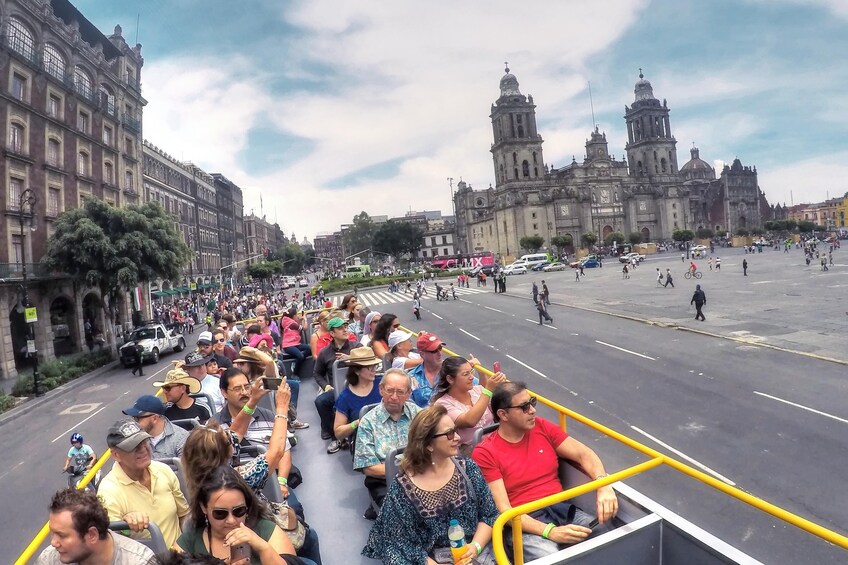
[154,368,211,423]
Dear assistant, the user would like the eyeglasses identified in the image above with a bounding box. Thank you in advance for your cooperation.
[432,428,457,440]
[228,385,251,393]
[506,397,537,413]
[216,338,226,343]
[382,388,410,397]
[210,505,249,521]
[132,413,155,422]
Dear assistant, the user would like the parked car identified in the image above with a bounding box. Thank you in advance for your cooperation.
[570,255,600,268]
[503,263,528,275]
[298,278,308,287]
[619,252,645,263]
[469,265,496,277]
[119,323,186,367]
[580,258,601,268]
[542,262,567,272]
[532,262,551,271]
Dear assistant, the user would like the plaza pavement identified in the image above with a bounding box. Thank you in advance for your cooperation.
[501,244,847,364]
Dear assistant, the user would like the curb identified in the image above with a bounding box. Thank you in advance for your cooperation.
[0,360,120,428]
[500,291,848,366]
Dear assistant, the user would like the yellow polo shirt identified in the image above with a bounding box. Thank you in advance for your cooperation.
[98,459,190,549]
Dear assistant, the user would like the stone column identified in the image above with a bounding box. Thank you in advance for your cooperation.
[0,288,19,381]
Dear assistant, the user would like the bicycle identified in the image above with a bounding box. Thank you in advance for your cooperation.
[684,269,702,279]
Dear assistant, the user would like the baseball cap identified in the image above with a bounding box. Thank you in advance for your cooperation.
[184,351,213,367]
[197,331,213,346]
[106,418,152,451]
[388,330,413,350]
[122,394,166,417]
[417,331,445,352]
[327,317,346,330]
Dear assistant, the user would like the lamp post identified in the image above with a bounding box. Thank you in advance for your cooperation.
[18,188,43,397]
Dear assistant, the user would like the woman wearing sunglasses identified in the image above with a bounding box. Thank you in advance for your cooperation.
[363,405,498,564]
[431,356,508,456]
[370,314,399,359]
[176,465,310,564]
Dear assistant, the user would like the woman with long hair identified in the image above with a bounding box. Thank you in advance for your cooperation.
[369,314,398,359]
[362,405,498,564]
[176,465,309,564]
[330,347,383,453]
[339,294,358,324]
[309,311,332,358]
[431,356,507,455]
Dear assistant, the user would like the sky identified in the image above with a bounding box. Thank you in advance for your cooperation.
[76,0,848,241]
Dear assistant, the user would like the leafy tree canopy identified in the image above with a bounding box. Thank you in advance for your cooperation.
[627,232,642,244]
[735,228,749,237]
[672,229,695,242]
[519,235,545,253]
[696,228,714,239]
[344,212,375,256]
[373,221,424,261]
[551,235,573,250]
[580,232,598,247]
[247,261,280,280]
[603,231,625,246]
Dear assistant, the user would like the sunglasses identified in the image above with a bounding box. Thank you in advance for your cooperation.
[506,397,537,413]
[210,505,248,521]
[216,338,226,343]
[432,428,457,440]
[161,384,183,392]
[424,347,443,353]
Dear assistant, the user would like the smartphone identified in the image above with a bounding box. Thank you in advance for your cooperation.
[588,517,600,528]
[230,542,250,562]
[493,361,501,373]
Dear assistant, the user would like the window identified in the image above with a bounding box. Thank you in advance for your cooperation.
[11,73,26,101]
[8,123,24,153]
[532,212,537,219]
[77,111,90,134]
[48,94,61,118]
[78,151,89,176]
[103,125,113,146]
[533,223,538,230]
[99,85,115,115]
[43,44,66,81]
[125,170,134,191]
[73,66,93,100]
[124,137,133,157]
[443,248,448,256]
[522,160,530,178]
[48,188,60,216]
[442,235,448,244]
[9,178,23,209]
[12,233,23,264]
[422,250,427,258]
[47,139,60,167]
[7,18,35,60]
[104,162,114,185]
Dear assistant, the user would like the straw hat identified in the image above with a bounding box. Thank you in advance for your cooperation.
[347,346,383,367]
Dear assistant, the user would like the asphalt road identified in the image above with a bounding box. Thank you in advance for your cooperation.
[3,256,847,563]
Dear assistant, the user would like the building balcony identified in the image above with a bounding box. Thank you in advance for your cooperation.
[0,262,53,280]
[121,113,142,134]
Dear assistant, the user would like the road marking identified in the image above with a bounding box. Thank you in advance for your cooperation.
[523,318,559,329]
[753,391,848,425]
[631,426,736,485]
[145,364,171,381]
[430,312,444,320]
[52,406,109,443]
[595,340,656,361]
[459,328,481,341]
[60,403,102,415]
[505,354,556,385]
[485,306,505,313]
[0,460,24,481]
[459,299,473,304]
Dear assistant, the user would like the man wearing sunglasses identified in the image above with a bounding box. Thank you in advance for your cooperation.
[473,382,618,561]
[408,332,445,407]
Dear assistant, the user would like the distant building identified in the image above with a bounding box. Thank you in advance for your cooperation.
[244,214,281,265]
[313,231,344,269]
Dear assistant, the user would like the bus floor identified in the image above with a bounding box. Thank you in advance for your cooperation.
[292,380,381,565]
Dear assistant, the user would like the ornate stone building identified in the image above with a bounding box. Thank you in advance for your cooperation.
[455,67,769,258]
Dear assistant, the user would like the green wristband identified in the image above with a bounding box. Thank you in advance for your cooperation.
[481,388,493,398]
[542,523,555,539]
[242,405,255,415]
[472,541,482,555]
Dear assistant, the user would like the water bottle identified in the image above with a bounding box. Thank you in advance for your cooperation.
[448,519,467,563]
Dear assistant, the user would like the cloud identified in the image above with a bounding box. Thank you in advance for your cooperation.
[757,152,848,206]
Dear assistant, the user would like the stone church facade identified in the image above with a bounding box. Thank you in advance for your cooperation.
[454,67,772,258]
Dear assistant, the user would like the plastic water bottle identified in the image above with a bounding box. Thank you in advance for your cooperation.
[448,519,467,563]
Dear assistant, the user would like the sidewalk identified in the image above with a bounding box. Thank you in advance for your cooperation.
[504,248,848,364]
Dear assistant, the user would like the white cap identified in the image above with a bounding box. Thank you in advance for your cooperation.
[388,330,413,350]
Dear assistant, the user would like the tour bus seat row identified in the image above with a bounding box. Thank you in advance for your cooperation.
[331,359,348,399]
[171,418,201,432]
[189,392,218,419]
[109,520,167,555]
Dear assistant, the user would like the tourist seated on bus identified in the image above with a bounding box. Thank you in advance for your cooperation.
[363,405,499,565]
[369,314,399,359]
[473,382,618,561]
[432,356,507,456]
[175,465,312,565]
[387,330,422,371]
[279,306,312,374]
[309,311,332,358]
[313,318,356,453]
[234,346,302,429]
[406,332,444,407]
[354,369,421,516]
[331,347,383,454]
[359,311,382,348]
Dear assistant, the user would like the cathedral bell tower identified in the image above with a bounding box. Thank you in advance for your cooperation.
[490,64,544,187]
[624,70,678,177]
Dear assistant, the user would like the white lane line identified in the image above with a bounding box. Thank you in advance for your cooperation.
[459,299,473,304]
[459,328,481,341]
[0,460,25,481]
[145,364,171,382]
[630,426,736,486]
[595,340,656,361]
[485,306,505,313]
[504,354,558,386]
[524,318,559,330]
[754,391,848,425]
[52,405,110,443]
[430,312,444,320]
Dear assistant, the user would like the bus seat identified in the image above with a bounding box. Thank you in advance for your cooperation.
[170,418,200,432]
[262,470,286,504]
[382,354,391,372]
[109,520,167,555]
[385,445,406,491]
[472,423,500,448]
[331,360,347,399]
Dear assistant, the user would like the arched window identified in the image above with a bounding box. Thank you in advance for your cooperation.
[78,151,90,176]
[532,151,537,164]
[513,167,519,179]
[637,160,643,175]
[47,138,60,166]
[7,17,35,60]
[8,123,25,153]
[44,44,66,80]
[104,162,114,184]
[498,164,504,183]
[74,66,93,99]
[99,84,116,114]
[522,160,530,178]
[661,158,667,173]
[513,152,518,165]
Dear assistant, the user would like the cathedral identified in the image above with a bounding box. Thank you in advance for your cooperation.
[454,67,774,258]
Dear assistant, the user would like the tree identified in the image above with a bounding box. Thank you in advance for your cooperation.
[344,212,376,256]
[246,261,280,280]
[627,232,642,245]
[785,219,797,231]
[551,235,573,252]
[735,228,749,237]
[696,228,714,239]
[41,200,190,350]
[276,243,308,275]
[373,221,425,263]
[797,220,815,233]
[672,229,695,242]
[751,227,765,236]
[519,235,545,253]
[580,232,598,248]
[603,231,625,246]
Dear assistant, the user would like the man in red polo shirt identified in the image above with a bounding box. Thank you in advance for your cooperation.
[473,381,618,560]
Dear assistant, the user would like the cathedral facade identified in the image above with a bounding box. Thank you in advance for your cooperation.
[454,68,771,258]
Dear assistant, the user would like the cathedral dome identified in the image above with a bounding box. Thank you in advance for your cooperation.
[681,146,716,180]
[634,70,655,101]
[499,64,522,97]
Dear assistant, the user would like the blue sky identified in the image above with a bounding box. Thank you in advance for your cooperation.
[77,0,848,240]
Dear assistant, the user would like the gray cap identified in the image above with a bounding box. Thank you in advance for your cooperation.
[106,418,152,451]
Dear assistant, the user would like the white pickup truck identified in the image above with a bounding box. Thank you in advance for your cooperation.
[119,323,186,366]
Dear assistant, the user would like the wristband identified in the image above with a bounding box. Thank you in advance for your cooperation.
[350,421,358,430]
[472,541,482,555]
[277,476,287,486]
[480,388,493,398]
[242,405,255,415]
[274,414,287,420]
[542,523,555,539]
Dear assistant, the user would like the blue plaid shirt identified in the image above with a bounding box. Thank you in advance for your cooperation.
[353,401,420,471]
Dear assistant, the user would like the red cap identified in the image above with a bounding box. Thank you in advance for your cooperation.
[416,331,445,352]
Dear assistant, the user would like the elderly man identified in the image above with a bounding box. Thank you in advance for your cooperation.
[313,317,356,453]
[38,488,156,565]
[154,368,211,423]
[183,350,224,414]
[473,382,618,561]
[354,369,421,517]
[122,395,189,459]
[408,331,444,407]
[97,419,189,549]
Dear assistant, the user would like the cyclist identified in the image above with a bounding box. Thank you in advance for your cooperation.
[63,433,98,489]
[689,261,698,275]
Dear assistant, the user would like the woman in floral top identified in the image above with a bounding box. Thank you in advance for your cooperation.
[363,405,499,565]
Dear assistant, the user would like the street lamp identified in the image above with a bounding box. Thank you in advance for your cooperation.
[18,188,43,397]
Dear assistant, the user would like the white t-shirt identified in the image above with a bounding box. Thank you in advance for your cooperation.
[392,351,421,370]
[39,531,156,565]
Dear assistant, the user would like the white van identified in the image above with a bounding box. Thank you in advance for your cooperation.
[518,253,551,267]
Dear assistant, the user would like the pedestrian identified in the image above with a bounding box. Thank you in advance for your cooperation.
[681,253,685,262]
[499,273,507,294]
[715,256,721,270]
[412,294,421,320]
[532,281,539,304]
[656,268,663,287]
[691,284,706,321]
[130,343,144,376]
[709,257,713,270]
[742,259,748,276]
[622,264,629,279]
[450,283,457,300]
[579,263,585,277]
[664,268,674,288]
[575,267,581,282]
[821,257,828,271]
[541,280,550,305]
[536,298,553,325]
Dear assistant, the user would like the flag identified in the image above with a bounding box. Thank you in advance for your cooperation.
[133,287,143,311]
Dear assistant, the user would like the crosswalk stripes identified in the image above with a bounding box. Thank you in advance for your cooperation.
[327,287,489,308]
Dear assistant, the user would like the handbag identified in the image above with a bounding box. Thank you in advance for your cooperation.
[269,501,307,550]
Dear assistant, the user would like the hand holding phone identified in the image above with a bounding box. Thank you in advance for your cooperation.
[493,361,501,373]
[230,542,250,563]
